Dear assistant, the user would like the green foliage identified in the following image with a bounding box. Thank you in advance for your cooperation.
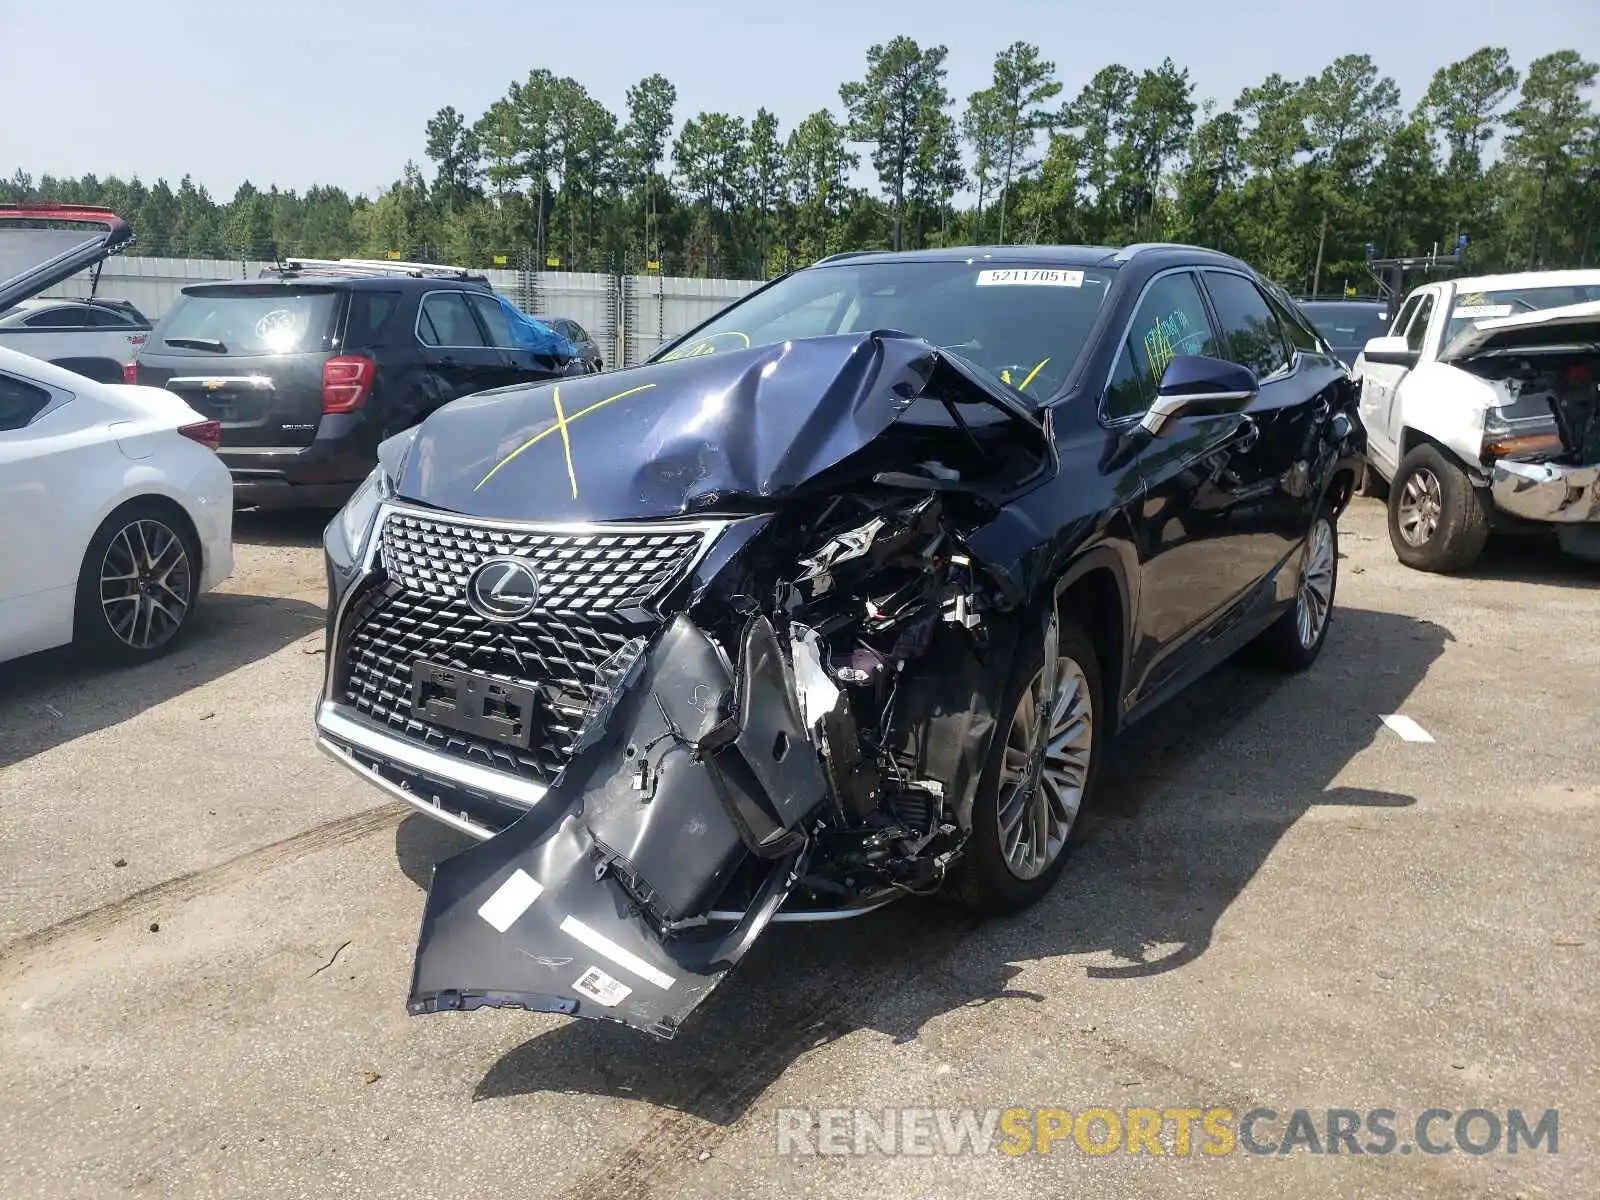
[4,44,1596,286]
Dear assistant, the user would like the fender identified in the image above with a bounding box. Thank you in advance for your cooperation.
[1050,534,1138,729]
[1393,362,1498,480]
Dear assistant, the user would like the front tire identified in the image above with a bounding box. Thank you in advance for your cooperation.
[946,612,1103,916]
[1387,444,1489,572]
[74,500,200,665]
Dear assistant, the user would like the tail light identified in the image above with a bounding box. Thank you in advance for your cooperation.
[322,355,376,413]
[122,361,138,385]
[179,420,223,451]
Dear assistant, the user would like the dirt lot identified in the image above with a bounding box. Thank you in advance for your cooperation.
[1,498,1596,1199]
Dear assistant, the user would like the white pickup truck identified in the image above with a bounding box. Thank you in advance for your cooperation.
[0,297,151,383]
[1354,269,1600,570]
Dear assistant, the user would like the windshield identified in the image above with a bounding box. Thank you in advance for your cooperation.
[1446,284,1600,346]
[656,261,1117,399]
[154,286,340,355]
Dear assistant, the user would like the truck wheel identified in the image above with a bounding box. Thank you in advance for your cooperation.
[1387,444,1489,572]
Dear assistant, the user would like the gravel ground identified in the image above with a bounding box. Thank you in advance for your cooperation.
[1,498,1595,1199]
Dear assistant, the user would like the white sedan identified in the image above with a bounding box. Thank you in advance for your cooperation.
[0,346,234,666]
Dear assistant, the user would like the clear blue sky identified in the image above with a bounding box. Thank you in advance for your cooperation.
[2,0,1595,200]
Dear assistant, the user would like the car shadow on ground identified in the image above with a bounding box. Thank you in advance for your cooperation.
[0,591,325,768]
[1463,534,1600,590]
[391,605,1448,1123]
[233,508,336,549]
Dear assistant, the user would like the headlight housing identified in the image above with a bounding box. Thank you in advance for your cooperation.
[337,466,392,559]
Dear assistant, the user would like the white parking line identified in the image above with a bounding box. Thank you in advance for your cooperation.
[1380,714,1435,743]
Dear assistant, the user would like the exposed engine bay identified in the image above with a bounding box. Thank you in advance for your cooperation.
[1464,352,1600,466]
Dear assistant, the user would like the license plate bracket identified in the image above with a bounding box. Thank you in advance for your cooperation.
[410,661,538,750]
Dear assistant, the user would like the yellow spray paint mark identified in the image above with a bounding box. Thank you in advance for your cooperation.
[474,382,658,493]
[551,387,578,499]
[1019,357,1050,391]
[660,330,752,362]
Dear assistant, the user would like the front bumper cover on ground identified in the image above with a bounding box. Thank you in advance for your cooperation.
[1490,458,1600,523]
[401,614,826,1038]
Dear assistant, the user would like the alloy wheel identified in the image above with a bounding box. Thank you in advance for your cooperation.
[1397,467,1443,547]
[99,519,192,650]
[996,655,1094,881]
[1296,518,1336,649]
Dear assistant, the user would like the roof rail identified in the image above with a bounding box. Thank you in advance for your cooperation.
[271,256,488,282]
[811,249,880,266]
[1110,241,1217,263]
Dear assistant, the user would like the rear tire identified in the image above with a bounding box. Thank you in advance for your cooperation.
[1387,444,1489,573]
[74,500,201,665]
[1248,507,1338,672]
[945,612,1103,916]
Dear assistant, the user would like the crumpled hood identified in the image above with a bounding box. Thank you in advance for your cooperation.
[395,331,1037,522]
[1442,299,1600,360]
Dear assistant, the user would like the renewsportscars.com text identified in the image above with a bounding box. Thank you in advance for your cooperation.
[774,1106,1559,1158]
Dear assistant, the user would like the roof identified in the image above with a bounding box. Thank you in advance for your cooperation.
[1437,268,1600,294]
[811,242,1247,270]
[187,272,490,292]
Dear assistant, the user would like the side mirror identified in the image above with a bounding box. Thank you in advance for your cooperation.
[1139,355,1259,437]
[1361,335,1419,368]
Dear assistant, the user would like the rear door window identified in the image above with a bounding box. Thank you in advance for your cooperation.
[467,292,518,348]
[1203,271,1293,380]
[344,290,402,349]
[24,307,85,328]
[1104,271,1219,419]
[417,291,488,347]
[155,287,339,355]
[86,307,137,328]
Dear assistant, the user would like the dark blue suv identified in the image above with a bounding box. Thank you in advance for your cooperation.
[316,241,1365,1039]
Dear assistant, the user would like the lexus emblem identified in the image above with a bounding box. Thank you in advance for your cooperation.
[466,557,541,622]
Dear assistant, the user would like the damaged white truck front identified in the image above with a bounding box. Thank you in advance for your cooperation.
[1355,273,1600,570]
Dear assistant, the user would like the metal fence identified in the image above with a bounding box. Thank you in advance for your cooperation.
[41,256,764,369]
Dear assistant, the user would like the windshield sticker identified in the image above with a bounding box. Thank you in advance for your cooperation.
[1453,304,1513,320]
[976,268,1084,288]
[1143,309,1208,376]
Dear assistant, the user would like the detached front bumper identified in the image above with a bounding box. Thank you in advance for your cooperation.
[317,612,828,1038]
[1490,459,1600,523]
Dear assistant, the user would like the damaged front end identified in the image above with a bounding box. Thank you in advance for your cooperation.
[316,332,1048,1036]
[1445,302,1600,539]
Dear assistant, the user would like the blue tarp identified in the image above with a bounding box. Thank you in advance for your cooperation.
[496,294,575,359]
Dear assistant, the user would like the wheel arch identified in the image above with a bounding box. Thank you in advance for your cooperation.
[78,492,205,595]
[1399,426,1484,480]
[1051,547,1133,732]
